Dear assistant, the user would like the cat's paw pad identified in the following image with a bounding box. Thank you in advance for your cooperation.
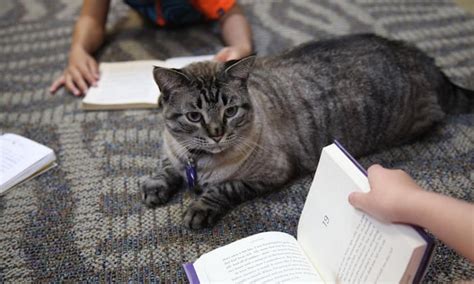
[141,178,171,207]
[184,201,222,229]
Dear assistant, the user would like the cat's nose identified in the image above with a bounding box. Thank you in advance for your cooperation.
[208,124,224,142]
[211,135,223,143]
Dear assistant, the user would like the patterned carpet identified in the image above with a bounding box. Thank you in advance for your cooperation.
[0,0,473,282]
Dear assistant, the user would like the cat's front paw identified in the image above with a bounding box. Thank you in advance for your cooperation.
[184,200,223,229]
[141,178,173,208]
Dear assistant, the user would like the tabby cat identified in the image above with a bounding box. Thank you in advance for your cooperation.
[142,34,472,229]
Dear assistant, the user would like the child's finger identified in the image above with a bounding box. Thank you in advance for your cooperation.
[77,63,97,87]
[65,73,81,96]
[368,164,384,175]
[214,53,226,62]
[348,192,369,210]
[214,48,230,62]
[87,59,100,79]
[69,68,89,95]
[213,53,221,61]
[49,75,66,94]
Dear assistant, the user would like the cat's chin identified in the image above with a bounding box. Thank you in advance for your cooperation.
[189,146,226,155]
[206,146,225,154]
[199,144,230,154]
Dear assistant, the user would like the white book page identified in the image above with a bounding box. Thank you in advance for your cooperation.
[164,55,214,68]
[0,133,55,193]
[297,144,426,283]
[194,231,323,283]
[82,56,214,107]
[83,60,163,106]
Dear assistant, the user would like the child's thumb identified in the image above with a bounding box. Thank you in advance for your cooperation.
[348,192,368,210]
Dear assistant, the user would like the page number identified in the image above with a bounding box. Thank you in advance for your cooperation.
[322,215,329,227]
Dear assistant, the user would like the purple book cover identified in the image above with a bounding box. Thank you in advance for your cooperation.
[334,140,435,284]
[183,262,200,284]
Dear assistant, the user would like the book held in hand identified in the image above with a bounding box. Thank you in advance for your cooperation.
[0,133,56,194]
[183,141,434,283]
[81,55,214,110]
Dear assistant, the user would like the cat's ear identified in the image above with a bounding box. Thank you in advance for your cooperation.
[224,55,256,80]
[153,66,190,93]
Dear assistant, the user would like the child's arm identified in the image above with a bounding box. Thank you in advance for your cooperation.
[348,165,474,262]
[215,4,253,62]
[50,0,110,96]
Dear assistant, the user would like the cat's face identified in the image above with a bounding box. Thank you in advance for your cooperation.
[153,56,256,155]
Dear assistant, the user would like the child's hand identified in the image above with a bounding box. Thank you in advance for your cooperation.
[49,45,99,96]
[348,164,424,223]
[214,45,252,62]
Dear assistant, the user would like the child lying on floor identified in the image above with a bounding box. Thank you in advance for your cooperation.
[50,0,253,96]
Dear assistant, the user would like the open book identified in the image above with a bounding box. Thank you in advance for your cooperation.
[81,55,214,110]
[0,133,56,194]
[183,141,434,283]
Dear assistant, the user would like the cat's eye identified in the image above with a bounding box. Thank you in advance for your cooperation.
[224,106,238,118]
[186,112,202,122]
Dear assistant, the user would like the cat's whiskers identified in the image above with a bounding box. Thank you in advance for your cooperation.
[234,143,251,158]
[172,140,195,161]
[234,136,268,154]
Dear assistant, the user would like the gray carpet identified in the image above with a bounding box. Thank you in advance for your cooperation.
[0,0,473,282]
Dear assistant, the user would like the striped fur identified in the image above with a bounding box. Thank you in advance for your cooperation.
[143,34,471,229]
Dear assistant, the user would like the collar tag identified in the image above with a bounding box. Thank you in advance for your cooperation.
[185,160,197,189]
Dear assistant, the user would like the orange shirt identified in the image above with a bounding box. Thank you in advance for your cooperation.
[191,0,236,20]
[124,0,236,27]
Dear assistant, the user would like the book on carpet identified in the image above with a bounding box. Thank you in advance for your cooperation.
[0,133,57,194]
[183,141,434,284]
[81,55,214,110]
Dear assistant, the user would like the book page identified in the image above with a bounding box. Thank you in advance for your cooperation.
[164,55,214,68]
[83,60,163,107]
[193,231,323,283]
[82,56,214,109]
[0,133,55,193]
[297,144,428,283]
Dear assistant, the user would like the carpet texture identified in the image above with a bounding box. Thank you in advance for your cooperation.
[0,0,473,282]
